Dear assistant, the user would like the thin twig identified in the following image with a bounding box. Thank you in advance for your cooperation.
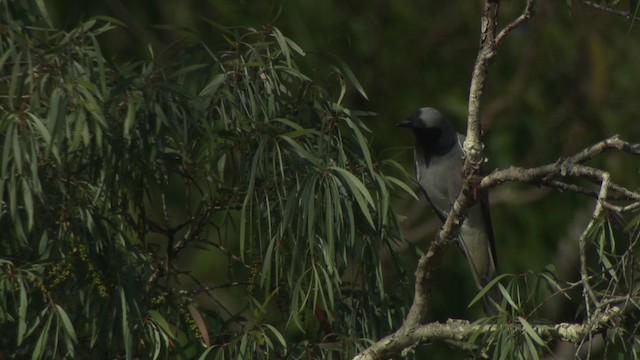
[582,1,640,21]
[578,172,609,316]
[496,0,536,45]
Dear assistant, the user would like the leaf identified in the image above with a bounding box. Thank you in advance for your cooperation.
[517,316,545,346]
[330,55,369,100]
[468,273,509,309]
[540,270,571,300]
[498,282,519,311]
[55,304,78,343]
[17,278,28,346]
[2,123,13,176]
[88,15,127,27]
[22,178,34,231]
[32,311,53,360]
[198,346,216,360]
[12,126,22,174]
[385,175,419,200]
[278,135,321,168]
[46,87,66,157]
[344,117,374,173]
[120,288,132,358]
[329,167,376,229]
[272,27,291,67]
[284,37,306,57]
[523,333,540,360]
[27,113,52,147]
[199,73,226,97]
[9,51,22,111]
[282,128,316,139]
[148,310,175,339]
[124,97,136,140]
[35,0,53,27]
[262,324,287,350]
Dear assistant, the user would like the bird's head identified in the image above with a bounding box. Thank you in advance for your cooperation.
[396,107,451,131]
[397,107,458,148]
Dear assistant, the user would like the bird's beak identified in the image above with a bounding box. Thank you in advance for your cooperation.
[396,119,412,128]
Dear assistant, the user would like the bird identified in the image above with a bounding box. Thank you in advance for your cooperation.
[397,107,499,315]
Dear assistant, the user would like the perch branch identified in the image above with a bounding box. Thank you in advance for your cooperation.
[355,1,530,358]
[354,303,635,360]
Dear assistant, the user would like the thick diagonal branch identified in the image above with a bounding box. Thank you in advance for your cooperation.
[479,136,640,205]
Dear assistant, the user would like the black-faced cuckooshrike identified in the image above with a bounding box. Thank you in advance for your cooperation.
[397,107,498,314]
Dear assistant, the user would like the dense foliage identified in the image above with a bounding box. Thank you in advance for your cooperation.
[0,3,417,358]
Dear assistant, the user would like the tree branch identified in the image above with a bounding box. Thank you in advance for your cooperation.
[480,137,640,204]
[578,172,608,314]
[354,303,634,360]
[355,1,517,358]
[355,1,640,358]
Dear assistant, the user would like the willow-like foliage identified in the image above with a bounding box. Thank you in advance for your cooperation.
[0,2,417,359]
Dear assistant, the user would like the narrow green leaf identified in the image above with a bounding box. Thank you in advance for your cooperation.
[330,55,368,100]
[301,174,318,243]
[523,334,540,360]
[329,167,374,206]
[55,304,78,343]
[467,274,510,307]
[2,123,13,187]
[22,178,34,231]
[199,73,226,96]
[32,311,53,360]
[498,282,519,311]
[282,128,316,139]
[198,346,216,360]
[278,135,321,168]
[35,0,53,27]
[8,174,17,222]
[70,111,86,150]
[88,15,127,27]
[0,44,13,72]
[518,316,545,346]
[262,324,287,349]
[240,141,265,261]
[273,117,304,130]
[284,37,305,56]
[540,271,571,300]
[12,127,22,174]
[318,262,335,310]
[9,51,22,111]
[120,288,132,359]
[344,117,374,173]
[124,98,136,140]
[148,310,175,339]
[261,236,277,288]
[17,279,28,345]
[150,324,162,360]
[385,175,419,200]
[272,28,291,67]
[27,113,52,147]
[330,167,376,228]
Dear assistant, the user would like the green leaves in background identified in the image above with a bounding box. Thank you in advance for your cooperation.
[0,2,415,358]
